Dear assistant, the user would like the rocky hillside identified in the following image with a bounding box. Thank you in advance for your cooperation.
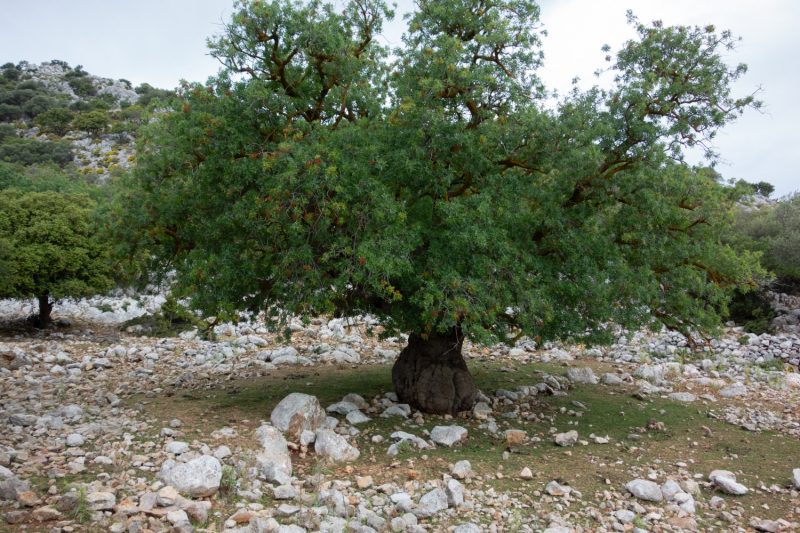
[0,60,170,182]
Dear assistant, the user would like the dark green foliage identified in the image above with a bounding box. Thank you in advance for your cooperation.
[0,123,16,142]
[133,83,172,107]
[68,76,97,97]
[36,107,75,135]
[0,162,102,200]
[724,193,800,286]
[736,179,775,197]
[114,1,763,346]
[0,138,74,167]
[49,60,70,69]
[0,190,114,327]
[71,109,108,136]
[1,64,21,81]
[726,287,775,334]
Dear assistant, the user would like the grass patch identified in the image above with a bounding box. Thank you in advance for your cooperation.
[132,358,800,523]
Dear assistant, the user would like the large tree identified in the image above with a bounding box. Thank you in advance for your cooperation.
[0,190,113,328]
[114,0,763,414]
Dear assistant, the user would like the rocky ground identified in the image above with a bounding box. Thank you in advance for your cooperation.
[1,295,800,533]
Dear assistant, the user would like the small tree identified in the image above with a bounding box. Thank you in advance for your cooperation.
[36,107,76,136]
[115,0,764,414]
[0,190,113,328]
[72,109,109,137]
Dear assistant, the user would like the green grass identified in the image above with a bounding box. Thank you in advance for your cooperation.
[131,358,800,523]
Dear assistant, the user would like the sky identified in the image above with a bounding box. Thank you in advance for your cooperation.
[3,0,798,196]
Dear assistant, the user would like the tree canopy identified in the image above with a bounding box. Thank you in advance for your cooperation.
[114,0,763,348]
[0,190,113,328]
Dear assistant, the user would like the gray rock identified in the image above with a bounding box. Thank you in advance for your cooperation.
[793,468,800,489]
[271,393,327,439]
[452,460,473,479]
[382,404,412,418]
[342,394,369,410]
[273,484,298,500]
[0,477,30,500]
[213,446,232,460]
[86,491,116,511]
[65,433,84,447]
[166,441,190,454]
[60,405,84,418]
[660,480,684,501]
[615,509,636,524]
[554,430,578,447]
[315,429,360,462]
[159,456,222,497]
[714,475,748,495]
[412,488,448,518]
[8,414,36,426]
[254,425,292,485]
[565,367,598,384]
[430,426,468,446]
[345,410,371,425]
[445,479,464,507]
[719,383,747,398]
[668,392,696,403]
[453,525,480,533]
[472,401,492,420]
[327,401,360,415]
[625,479,663,502]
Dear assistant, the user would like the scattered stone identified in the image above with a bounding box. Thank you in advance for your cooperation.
[545,480,571,496]
[314,429,360,461]
[519,467,533,480]
[346,410,371,425]
[446,478,464,507]
[792,468,800,489]
[254,425,293,485]
[87,491,116,511]
[504,429,526,444]
[554,430,578,447]
[452,460,473,479]
[430,425,468,446]
[714,474,749,495]
[166,441,190,454]
[565,367,598,384]
[719,383,748,398]
[626,479,664,502]
[65,433,85,447]
[159,455,222,497]
[270,393,327,439]
[668,392,696,402]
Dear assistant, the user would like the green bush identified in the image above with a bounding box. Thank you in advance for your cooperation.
[726,288,775,335]
[72,109,109,136]
[36,107,75,135]
[68,77,97,97]
[724,193,800,290]
[0,123,16,142]
[0,138,74,167]
[121,295,201,337]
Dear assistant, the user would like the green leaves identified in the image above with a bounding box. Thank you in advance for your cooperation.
[0,190,113,303]
[113,0,764,346]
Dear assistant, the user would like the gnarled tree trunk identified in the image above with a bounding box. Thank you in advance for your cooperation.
[391,327,478,415]
[36,294,52,329]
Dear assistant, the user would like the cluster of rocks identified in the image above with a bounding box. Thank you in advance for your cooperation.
[2,291,800,532]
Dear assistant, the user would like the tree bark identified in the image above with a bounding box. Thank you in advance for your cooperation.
[391,327,478,415]
[36,294,52,329]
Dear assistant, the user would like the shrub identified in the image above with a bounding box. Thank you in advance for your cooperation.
[0,123,16,142]
[36,107,75,135]
[72,109,109,137]
[0,138,74,167]
[68,77,97,97]
[726,288,776,335]
[121,295,201,337]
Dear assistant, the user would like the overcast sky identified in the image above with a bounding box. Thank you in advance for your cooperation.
[3,0,797,196]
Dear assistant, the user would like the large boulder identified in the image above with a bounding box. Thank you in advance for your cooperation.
[314,429,360,462]
[270,393,326,440]
[159,456,222,497]
[254,425,293,485]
